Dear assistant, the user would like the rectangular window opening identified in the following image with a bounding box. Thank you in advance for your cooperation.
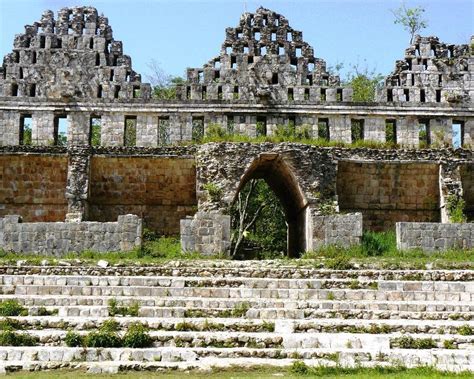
[89,38,94,49]
[89,116,101,147]
[29,83,36,97]
[385,119,397,145]
[304,88,310,101]
[318,118,329,141]
[95,52,100,66]
[387,88,393,102]
[256,116,267,137]
[114,85,120,99]
[124,116,137,147]
[278,46,284,55]
[351,119,364,143]
[272,72,279,84]
[436,89,441,103]
[404,88,410,102]
[226,115,235,135]
[418,119,431,147]
[271,32,276,41]
[19,114,32,146]
[110,69,114,81]
[295,47,302,58]
[336,88,343,102]
[411,74,415,86]
[19,67,23,79]
[406,58,412,70]
[198,71,203,83]
[438,74,442,85]
[287,32,292,41]
[244,46,249,54]
[158,116,170,145]
[288,116,296,131]
[254,32,260,40]
[217,86,223,100]
[192,116,204,142]
[32,51,37,64]
[39,35,45,48]
[231,55,237,69]
[420,89,426,103]
[288,88,294,101]
[133,86,141,99]
[186,86,191,100]
[97,85,102,98]
[54,115,68,146]
[233,86,239,100]
[307,74,313,86]
[202,86,207,100]
[422,59,428,70]
[112,55,118,66]
[11,83,18,97]
[452,120,464,148]
[14,51,19,63]
[214,70,220,80]
[248,56,254,64]
[320,88,326,102]
[260,46,267,56]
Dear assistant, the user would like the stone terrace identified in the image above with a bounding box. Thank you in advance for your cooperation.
[0,262,473,373]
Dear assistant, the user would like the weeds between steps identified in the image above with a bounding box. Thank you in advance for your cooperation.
[108,298,140,317]
[0,299,28,316]
[390,336,437,349]
[65,320,152,348]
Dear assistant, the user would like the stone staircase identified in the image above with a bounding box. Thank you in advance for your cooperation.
[0,262,473,373]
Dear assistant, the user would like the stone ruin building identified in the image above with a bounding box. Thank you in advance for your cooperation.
[0,6,473,256]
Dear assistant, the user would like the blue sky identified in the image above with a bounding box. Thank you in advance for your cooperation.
[1,0,473,81]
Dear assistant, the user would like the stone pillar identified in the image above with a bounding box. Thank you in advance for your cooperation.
[364,117,385,142]
[32,111,55,145]
[101,113,124,146]
[65,147,91,221]
[68,111,90,146]
[329,116,351,143]
[136,114,157,147]
[397,116,418,147]
[439,163,464,223]
[0,111,20,146]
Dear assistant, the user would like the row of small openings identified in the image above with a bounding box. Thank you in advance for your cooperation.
[224,45,302,57]
[13,51,37,64]
[386,88,442,103]
[19,114,68,145]
[320,87,343,102]
[405,58,430,70]
[10,83,36,97]
[414,45,454,58]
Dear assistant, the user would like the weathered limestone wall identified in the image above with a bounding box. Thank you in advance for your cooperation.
[0,214,141,255]
[310,212,363,250]
[89,156,197,235]
[0,154,68,221]
[396,222,474,251]
[181,212,231,255]
[461,164,474,221]
[337,161,441,231]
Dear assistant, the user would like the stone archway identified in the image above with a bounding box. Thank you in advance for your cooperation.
[231,152,308,257]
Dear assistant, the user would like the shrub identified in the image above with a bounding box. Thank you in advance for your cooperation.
[0,331,38,346]
[37,307,58,316]
[361,231,396,256]
[122,322,153,348]
[325,255,352,270]
[65,331,84,347]
[446,194,467,223]
[0,318,23,331]
[391,336,436,349]
[291,361,309,375]
[203,182,222,202]
[458,325,473,336]
[0,300,27,316]
[108,299,140,317]
[85,330,121,348]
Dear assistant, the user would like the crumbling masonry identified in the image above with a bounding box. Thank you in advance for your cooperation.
[0,7,472,255]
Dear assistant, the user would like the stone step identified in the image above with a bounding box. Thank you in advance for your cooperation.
[31,305,472,320]
[6,296,474,318]
[14,329,474,350]
[0,347,472,372]
[5,316,474,335]
[1,266,473,282]
[5,284,473,302]
[3,274,473,291]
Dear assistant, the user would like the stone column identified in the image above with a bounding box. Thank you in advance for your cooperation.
[65,147,91,221]
[439,162,464,223]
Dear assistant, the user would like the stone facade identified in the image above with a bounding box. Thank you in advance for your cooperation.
[396,222,474,251]
[0,6,473,255]
[0,214,142,254]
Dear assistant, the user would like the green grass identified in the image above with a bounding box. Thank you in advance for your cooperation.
[4,365,474,378]
[0,232,472,270]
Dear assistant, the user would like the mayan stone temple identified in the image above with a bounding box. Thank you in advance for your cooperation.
[0,5,473,374]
